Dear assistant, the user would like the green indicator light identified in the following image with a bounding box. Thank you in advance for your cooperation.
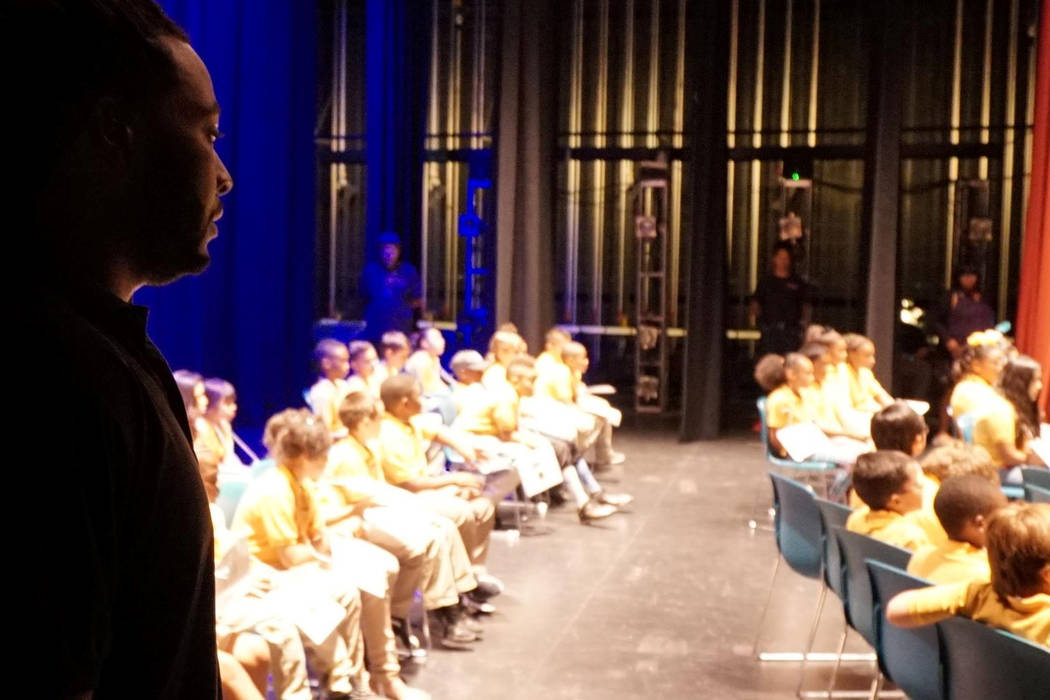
[791,172,800,181]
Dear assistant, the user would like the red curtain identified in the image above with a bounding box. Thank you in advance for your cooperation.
[1017,0,1050,413]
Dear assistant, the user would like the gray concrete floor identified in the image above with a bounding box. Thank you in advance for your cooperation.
[404,428,886,699]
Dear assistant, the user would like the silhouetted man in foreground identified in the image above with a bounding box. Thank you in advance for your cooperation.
[10,1,232,697]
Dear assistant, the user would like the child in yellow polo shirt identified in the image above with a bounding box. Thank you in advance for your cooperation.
[344,340,385,399]
[846,451,930,551]
[948,330,1006,419]
[976,355,1047,482]
[844,333,893,412]
[234,409,429,699]
[535,327,572,378]
[377,374,504,585]
[888,502,1050,647]
[481,330,523,390]
[908,475,1006,584]
[306,339,352,439]
[325,390,485,652]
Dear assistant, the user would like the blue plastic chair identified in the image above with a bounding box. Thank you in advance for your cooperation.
[216,478,250,527]
[251,458,276,478]
[937,616,1050,700]
[815,498,852,603]
[867,561,942,700]
[757,397,837,497]
[753,473,826,662]
[1025,484,1050,503]
[1021,466,1050,489]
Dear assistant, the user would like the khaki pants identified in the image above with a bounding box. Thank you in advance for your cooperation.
[216,571,312,700]
[330,536,402,684]
[360,504,477,610]
[413,487,495,569]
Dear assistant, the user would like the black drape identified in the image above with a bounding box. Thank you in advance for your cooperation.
[365,0,431,264]
[680,0,732,441]
[494,0,557,351]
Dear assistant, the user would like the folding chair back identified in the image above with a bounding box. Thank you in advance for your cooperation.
[769,472,823,579]
[867,561,942,700]
[815,498,851,601]
[937,616,1050,700]
[834,527,911,646]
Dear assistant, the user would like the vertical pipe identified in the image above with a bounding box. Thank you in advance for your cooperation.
[749,0,767,294]
[979,0,994,180]
[647,0,661,148]
[422,0,441,317]
[592,0,609,325]
[780,0,793,148]
[565,0,583,324]
[727,0,739,268]
[447,1,462,321]
[946,0,963,288]
[808,0,820,148]
[999,0,1018,319]
[670,0,686,324]
[616,0,635,319]
[328,0,348,316]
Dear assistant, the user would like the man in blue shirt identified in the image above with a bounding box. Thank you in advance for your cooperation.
[361,232,422,339]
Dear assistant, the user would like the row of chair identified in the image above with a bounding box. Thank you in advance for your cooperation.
[758,471,1050,699]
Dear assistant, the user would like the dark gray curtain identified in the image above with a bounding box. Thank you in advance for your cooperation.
[494,0,557,352]
[680,0,732,441]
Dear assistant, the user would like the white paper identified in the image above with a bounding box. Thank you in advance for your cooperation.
[775,421,834,463]
[1040,423,1050,441]
[586,383,616,396]
[264,582,345,646]
[578,394,622,427]
[1029,438,1050,468]
[903,399,931,416]
[329,537,392,599]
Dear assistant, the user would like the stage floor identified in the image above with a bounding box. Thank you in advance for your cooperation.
[405,428,888,699]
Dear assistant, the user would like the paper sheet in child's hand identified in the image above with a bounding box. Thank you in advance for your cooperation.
[775,421,833,462]
[265,585,346,646]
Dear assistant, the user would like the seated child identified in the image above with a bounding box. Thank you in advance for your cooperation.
[948,330,1007,420]
[345,340,385,399]
[798,342,870,443]
[378,374,504,585]
[907,475,1006,584]
[324,390,485,650]
[919,442,1000,485]
[888,502,1050,647]
[846,450,930,551]
[977,355,1047,483]
[482,330,523,390]
[755,352,870,468]
[559,342,625,468]
[868,401,943,543]
[843,333,893,412]
[379,331,411,378]
[405,327,451,396]
[200,376,245,471]
[233,409,420,698]
[306,339,352,438]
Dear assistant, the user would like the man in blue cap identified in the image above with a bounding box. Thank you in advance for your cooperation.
[360,232,423,339]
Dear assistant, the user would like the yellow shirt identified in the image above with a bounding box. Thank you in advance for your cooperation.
[452,382,518,436]
[902,580,1050,647]
[231,464,322,569]
[975,400,1019,468]
[308,377,351,437]
[908,540,991,585]
[766,385,814,430]
[806,384,842,432]
[320,435,386,511]
[851,474,946,543]
[481,363,510,392]
[949,374,999,422]
[847,365,887,412]
[377,412,437,485]
[534,360,575,404]
[345,371,384,399]
[535,351,559,377]
[845,508,931,551]
[406,350,447,395]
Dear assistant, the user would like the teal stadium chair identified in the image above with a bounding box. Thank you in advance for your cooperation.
[753,473,825,662]
[828,528,912,696]
[216,478,250,527]
[936,616,1050,700]
[866,561,942,700]
[954,413,976,444]
[1021,466,1050,489]
[756,397,837,498]
[1025,484,1050,503]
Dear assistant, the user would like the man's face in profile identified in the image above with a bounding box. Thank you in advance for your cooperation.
[380,243,401,269]
[129,38,232,285]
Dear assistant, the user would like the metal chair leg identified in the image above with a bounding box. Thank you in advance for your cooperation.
[751,555,782,657]
[796,584,829,697]
[826,622,849,698]
[868,672,883,700]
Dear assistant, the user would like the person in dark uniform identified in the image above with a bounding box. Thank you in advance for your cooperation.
[749,242,812,356]
[935,266,997,360]
[360,232,423,339]
[12,1,233,697]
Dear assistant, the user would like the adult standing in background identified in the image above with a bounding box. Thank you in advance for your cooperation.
[935,266,997,359]
[361,232,422,339]
[749,241,812,356]
[12,0,233,696]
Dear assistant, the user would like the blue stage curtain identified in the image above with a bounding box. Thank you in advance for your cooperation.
[365,0,431,263]
[136,0,318,432]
